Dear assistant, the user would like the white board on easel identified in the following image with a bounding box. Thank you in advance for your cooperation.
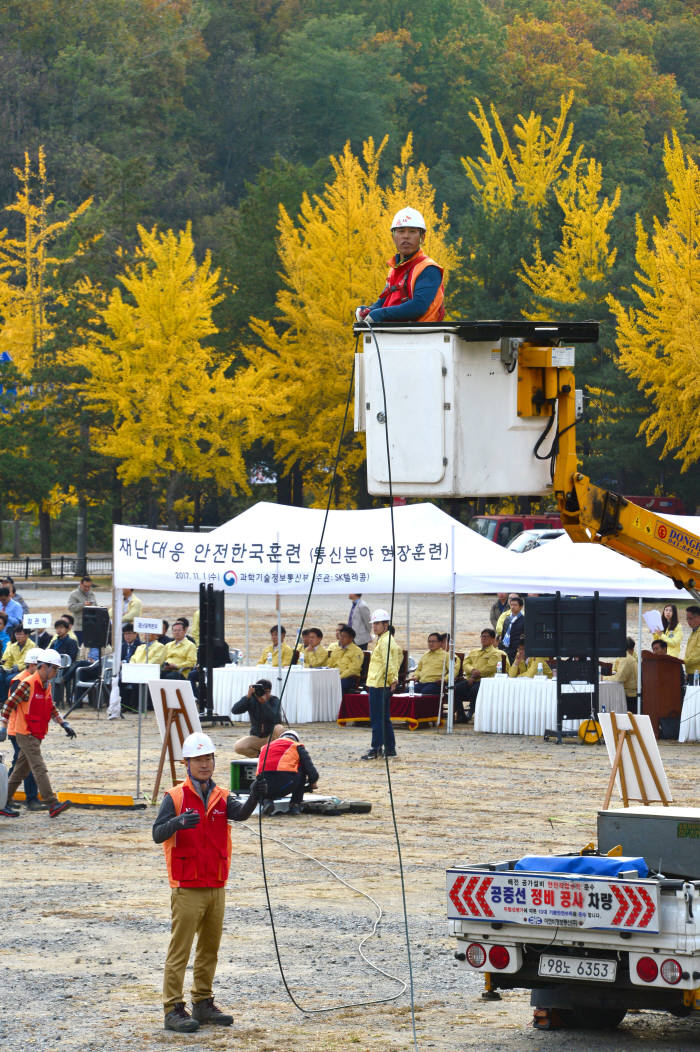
[149,680,202,803]
[599,711,672,808]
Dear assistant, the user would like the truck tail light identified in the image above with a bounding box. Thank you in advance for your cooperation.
[488,945,511,970]
[660,959,682,985]
[466,943,487,968]
[636,957,658,983]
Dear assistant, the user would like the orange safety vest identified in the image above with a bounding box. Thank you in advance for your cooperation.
[378,252,445,321]
[7,667,34,736]
[12,671,53,740]
[256,737,302,774]
[162,777,232,889]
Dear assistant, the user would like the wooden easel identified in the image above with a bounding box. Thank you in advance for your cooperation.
[151,685,197,804]
[602,711,672,810]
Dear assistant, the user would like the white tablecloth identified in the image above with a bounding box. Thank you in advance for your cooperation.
[679,686,700,742]
[474,678,627,736]
[213,665,342,724]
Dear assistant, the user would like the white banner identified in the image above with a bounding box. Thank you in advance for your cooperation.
[113,502,462,594]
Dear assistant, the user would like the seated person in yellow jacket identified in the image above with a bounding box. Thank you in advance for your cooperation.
[607,636,638,710]
[327,624,364,692]
[508,640,553,679]
[411,631,452,694]
[301,628,328,668]
[257,625,294,667]
[454,628,509,722]
[161,619,198,680]
[131,632,167,666]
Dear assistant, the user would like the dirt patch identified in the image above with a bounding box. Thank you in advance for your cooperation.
[2,701,699,1050]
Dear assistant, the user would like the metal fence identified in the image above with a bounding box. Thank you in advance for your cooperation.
[0,556,113,580]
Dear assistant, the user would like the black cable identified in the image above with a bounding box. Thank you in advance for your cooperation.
[365,315,419,1051]
[256,333,412,1015]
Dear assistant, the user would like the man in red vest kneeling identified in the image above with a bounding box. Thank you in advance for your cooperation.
[152,731,267,1034]
[256,729,319,816]
[356,207,445,325]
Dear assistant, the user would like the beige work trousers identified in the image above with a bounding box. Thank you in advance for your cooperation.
[163,886,226,1012]
[6,732,59,809]
[233,724,285,758]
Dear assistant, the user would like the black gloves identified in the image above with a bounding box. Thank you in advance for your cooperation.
[62,721,77,739]
[249,776,269,802]
[178,808,201,829]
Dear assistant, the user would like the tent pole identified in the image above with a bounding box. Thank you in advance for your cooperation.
[276,592,283,692]
[245,595,249,664]
[446,524,456,735]
[637,597,643,715]
[406,594,410,664]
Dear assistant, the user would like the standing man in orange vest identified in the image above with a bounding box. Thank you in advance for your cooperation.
[0,649,75,818]
[256,729,319,816]
[152,732,267,1034]
[356,207,445,324]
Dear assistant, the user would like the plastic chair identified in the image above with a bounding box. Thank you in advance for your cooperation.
[74,655,113,711]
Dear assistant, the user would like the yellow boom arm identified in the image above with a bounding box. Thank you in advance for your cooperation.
[517,343,700,600]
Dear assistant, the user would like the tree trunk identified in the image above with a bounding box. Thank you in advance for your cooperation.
[76,499,88,576]
[193,489,201,532]
[12,517,20,559]
[165,473,179,530]
[291,463,303,507]
[112,469,123,525]
[277,470,292,504]
[39,504,51,572]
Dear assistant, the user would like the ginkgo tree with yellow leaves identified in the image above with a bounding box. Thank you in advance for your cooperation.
[77,224,249,527]
[0,148,92,564]
[609,134,700,471]
[233,135,459,505]
[460,92,621,321]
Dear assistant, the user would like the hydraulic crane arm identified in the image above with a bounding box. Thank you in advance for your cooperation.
[517,342,700,601]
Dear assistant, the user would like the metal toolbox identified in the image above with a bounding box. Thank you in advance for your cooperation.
[598,807,700,879]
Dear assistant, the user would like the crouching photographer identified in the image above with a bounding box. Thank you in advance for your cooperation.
[231,679,284,758]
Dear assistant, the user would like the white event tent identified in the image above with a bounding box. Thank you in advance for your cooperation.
[499,532,694,600]
[113,501,522,595]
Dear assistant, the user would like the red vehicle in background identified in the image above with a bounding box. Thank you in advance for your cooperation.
[469,513,562,547]
[470,496,686,548]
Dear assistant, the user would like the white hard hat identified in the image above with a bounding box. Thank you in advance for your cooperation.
[39,649,62,668]
[280,730,299,742]
[25,648,43,665]
[390,207,426,231]
[371,609,391,623]
[182,732,216,758]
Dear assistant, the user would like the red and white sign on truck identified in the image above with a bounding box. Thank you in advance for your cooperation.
[447,869,660,932]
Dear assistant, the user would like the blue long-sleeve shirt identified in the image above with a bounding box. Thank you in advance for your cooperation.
[368,264,442,323]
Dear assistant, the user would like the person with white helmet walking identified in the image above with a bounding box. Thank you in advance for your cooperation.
[0,649,75,818]
[356,207,445,325]
[151,731,268,1034]
[361,610,402,761]
[4,646,45,810]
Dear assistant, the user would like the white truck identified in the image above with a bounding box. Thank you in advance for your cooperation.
[447,807,700,1030]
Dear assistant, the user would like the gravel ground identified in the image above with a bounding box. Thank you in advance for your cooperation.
[2,587,698,1050]
[1,704,699,1050]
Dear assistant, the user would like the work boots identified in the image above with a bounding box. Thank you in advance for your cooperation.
[191,998,233,1026]
[164,1003,199,1033]
[26,798,49,811]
